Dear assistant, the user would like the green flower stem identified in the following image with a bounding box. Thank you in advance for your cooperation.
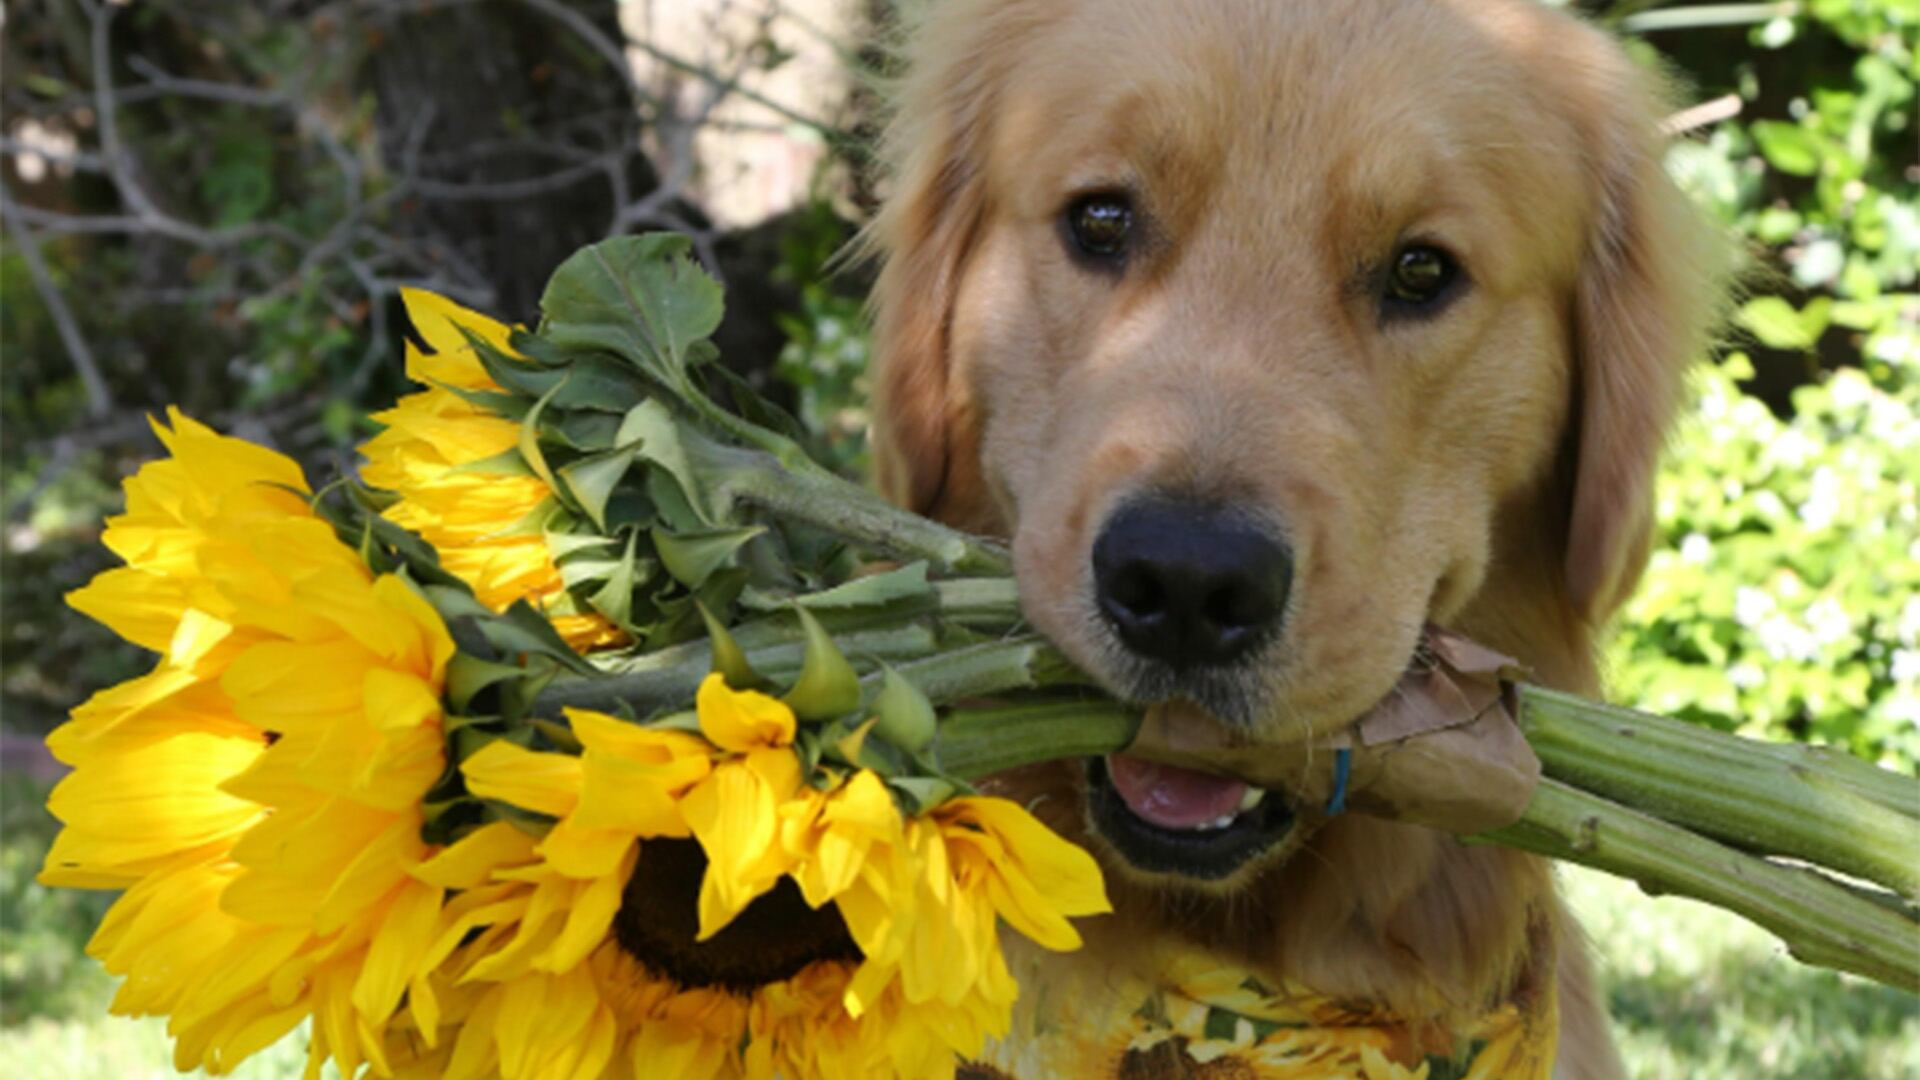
[539,625,938,715]
[583,578,1020,680]
[1519,686,1917,820]
[932,699,1141,781]
[538,631,1088,719]
[1517,686,1920,897]
[697,437,1013,576]
[1469,778,1920,991]
[877,636,1093,702]
[927,578,1024,630]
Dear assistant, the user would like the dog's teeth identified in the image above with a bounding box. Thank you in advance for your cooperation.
[1202,813,1237,830]
[1237,786,1267,812]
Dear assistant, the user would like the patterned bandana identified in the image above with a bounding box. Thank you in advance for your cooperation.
[968,939,1558,1079]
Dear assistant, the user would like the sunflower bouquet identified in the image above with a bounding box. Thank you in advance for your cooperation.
[40,235,1918,1080]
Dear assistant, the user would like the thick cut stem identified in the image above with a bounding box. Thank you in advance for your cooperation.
[882,637,1088,702]
[1517,686,1920,897]
[933,699,1141,781]
[696,437,1013,575]
[540,634,1090,718]
[1470,779,1920,991]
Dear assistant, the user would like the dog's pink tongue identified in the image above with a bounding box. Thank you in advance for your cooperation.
[1106,753,1248,830]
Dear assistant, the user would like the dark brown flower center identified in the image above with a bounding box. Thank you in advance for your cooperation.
[612,837,860,993]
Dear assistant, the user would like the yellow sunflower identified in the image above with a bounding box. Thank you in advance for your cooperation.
[44,410,457,1077]
[451,674,1111,1079]
[358,289,624,651]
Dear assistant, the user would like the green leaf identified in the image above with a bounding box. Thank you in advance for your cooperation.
[506,327,576,367]
[545,531,618,560]
[701,357,815,446]
[546,411,624,452]
[1736,296,1818,351]
[451,448,537,478]
[539,234,726,388]
[544,356,653,414]
[479,496,559,541]
[782,606,862,721]
[654,525,765,589]
[556,554,624,588]
[423,584,496,624]
[586,533,644,630]
[1202,1008,1241,1044]
[479,600,598,675]
[437,382,531,421]
[647,469,703,533]
[618,399,709,524]
[558,447,639,531]
[446,653,533,712]
[645,709,704,734]
[1749,120,1824,177]
[796,562,933,611]
[889,776,957,814]
[354,514,468,590]
[531,718,584,754]
[469,330,566,398]
[518,377,566,492]
[328,476,393,511]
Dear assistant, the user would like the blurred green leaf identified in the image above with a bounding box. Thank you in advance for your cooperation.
[1749,120,1824,177]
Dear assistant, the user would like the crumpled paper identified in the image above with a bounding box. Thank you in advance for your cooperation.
[1122,627,1540,834]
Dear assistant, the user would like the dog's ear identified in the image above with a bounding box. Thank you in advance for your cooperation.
[1561,35,1728,623]
[864,1,1016,524]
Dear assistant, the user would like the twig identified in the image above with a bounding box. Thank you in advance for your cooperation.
[0,187,113,418]
[1662,94,1744,137]
[1622,2,1800,33]
[119,56,293,108]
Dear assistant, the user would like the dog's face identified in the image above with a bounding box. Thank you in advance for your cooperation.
[871,0,1719,886]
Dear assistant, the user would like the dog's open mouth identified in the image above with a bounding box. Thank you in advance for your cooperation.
[1086,753,1297,879]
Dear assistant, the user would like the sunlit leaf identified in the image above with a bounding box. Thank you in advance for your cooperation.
[539,234,726,388]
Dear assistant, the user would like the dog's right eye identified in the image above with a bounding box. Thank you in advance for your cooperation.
[1064,193,1134,263]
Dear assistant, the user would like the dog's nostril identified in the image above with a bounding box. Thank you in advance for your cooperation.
[1109,563,1168,619]
[1091,499,1292,669]
[1205,585,1270,631]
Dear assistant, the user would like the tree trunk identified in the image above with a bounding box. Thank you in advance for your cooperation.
[362,0,659,324]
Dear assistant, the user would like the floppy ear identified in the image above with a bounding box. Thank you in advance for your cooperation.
[1562,38,1728,623]
[864,0,1026,526]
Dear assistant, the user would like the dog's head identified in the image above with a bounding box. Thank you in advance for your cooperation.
[868,0,1723,886]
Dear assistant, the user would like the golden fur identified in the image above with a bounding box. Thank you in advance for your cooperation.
[865,1,1725,1075]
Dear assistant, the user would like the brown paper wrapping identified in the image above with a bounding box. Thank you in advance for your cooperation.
[1123,628,1541,834]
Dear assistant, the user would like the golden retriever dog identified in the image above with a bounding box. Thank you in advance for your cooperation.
[865,0,1725,1076]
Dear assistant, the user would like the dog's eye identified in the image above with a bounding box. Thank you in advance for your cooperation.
[1065,193,1133,262]
[1384,245,1459,309]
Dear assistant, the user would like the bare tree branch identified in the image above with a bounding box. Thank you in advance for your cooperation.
[120,56,294,108]
[1,186,114,418]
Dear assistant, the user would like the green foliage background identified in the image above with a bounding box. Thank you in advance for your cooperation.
[1598,0,1920,769]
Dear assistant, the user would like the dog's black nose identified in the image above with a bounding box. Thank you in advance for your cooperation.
[1092,501,1291,668]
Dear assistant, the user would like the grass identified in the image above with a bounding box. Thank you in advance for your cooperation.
[1563,865,1920,1078]
[3,771,1914,1078]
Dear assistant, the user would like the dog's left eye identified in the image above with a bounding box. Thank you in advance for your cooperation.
[1064,193,1134,263]
[1383,244,1460,310]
